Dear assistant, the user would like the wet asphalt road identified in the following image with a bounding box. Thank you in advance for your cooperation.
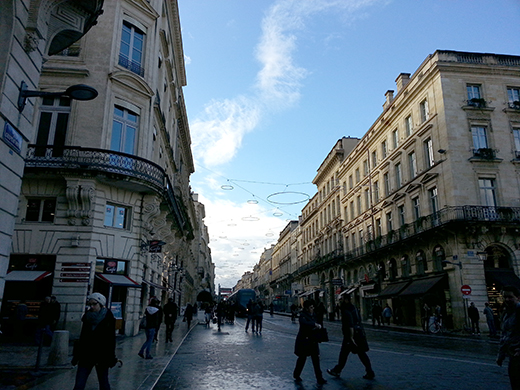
[153,315,510,390]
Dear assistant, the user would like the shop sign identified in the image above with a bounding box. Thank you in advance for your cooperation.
[332,278,343,286]
[149,240,166,253]
[3,121,23,154]
[59,262,91,283]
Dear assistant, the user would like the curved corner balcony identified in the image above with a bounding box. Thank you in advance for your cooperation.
[25,145,186,230]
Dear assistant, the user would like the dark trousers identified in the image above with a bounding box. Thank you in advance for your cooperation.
[333,337,373,374]
[165,321,175,341]
[73,363,110,390]
[470,319,480,334]
[509,356,520,390]
[293,353,323,380]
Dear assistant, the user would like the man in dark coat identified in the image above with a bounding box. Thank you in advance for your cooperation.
[35,296,53,345]
[163,298,178,342]
[72,293,117,390]
[468,302,481,335]
[327,294,375,380]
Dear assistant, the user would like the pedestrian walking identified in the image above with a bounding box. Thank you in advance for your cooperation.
[496,285,520,390]
[468,302,481,335]
[327,293,375,380]
[138,298,161,359]
[315,301,326,325]
[483,302,497,337]
[371,302,382,326]
[245,299,255,332]
[253,300,264,333]
[293,299,327,385]
[163,298,178,343]
[421,303,431,333]
[290,303,298,323]
[50,296,61,331]
[35,296,53,345]
[184,303,194,328]
[72,293,117,390]
[153,299,163,342]
[382,303,393,325]
[269,302,274,317]
[15,300,29,340]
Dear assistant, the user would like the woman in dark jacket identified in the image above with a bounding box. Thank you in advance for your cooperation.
[139,298,161,359]
[72,293,116,390]
[293,299,327,384]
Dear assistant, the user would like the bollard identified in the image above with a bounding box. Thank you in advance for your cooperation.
[47,330,70,366]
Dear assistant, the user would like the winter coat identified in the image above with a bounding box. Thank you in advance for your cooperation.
[144,306,161,329]
[72,309,116,367]
[294,310,320,357]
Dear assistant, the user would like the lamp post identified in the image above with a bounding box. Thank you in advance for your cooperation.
[442,259,469,330]
[18,81,98,112]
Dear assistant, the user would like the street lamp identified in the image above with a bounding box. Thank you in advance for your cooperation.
[17,81,98,112]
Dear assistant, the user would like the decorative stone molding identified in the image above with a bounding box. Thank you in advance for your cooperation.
[142,195,161,235]
[79,185,94,225]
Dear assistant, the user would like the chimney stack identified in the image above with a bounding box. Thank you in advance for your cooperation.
[383,90,394,110]
[395,73,411,93]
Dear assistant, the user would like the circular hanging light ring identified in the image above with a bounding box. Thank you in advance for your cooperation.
[247,199,258,204]
[242,216,260,222]
[221,185,234,190]
[267,191,310,205]
[273,211,283,217]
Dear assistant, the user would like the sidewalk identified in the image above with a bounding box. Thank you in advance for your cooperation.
[0,313,200,389]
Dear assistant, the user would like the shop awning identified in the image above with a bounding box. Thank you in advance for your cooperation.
[142,279,167,290]
[95,274,141,287]
[338,286,358,297]
[399,276,445,297]
[377,281,410,298]
[299,289,318,297]
[5,270,52,282]
[486,269,520,289]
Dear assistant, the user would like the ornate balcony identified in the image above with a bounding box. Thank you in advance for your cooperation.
[25,145,189,234]
[293,205,520,278]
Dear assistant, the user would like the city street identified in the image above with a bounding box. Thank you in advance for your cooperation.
[154,315,509,390]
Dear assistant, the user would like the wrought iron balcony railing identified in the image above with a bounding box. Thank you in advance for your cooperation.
[25,145,186,232]
[291,205,520,279]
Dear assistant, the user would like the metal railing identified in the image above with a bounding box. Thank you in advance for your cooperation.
[291,205,520,279]
[25,145,186,231]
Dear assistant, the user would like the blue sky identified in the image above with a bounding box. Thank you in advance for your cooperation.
[177,0,520,289]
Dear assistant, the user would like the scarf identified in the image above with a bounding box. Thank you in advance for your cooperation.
[85,307,107,330]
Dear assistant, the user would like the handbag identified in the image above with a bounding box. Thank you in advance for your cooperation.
[313,327,329,343]
[352,327,369,353]
[139,315,147,329]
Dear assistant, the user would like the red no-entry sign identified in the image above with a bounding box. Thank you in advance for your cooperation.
[461,285,472,295]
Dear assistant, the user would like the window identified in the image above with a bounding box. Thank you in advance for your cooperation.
[381,140,387,159]
[383,172,390,196]
[424,138,434,168]
[429,187,439,214]
[479,178,497,207]
[348,175,353,190]
[355,168,360,183]
[364,189,370,210]
[386,211,393,232]
[25,198,56,222]
[363,160,368,176]
[514,129,520,157]
[467,84,485,107]
[35,97,71,157]
[373,181,380,203]
[376,218,382,237]
[405,116,413,137]
[371,151,377,168]
[350,201,355,220]
[392,129,399,149]
[420,100,429,123]
[398,205,405,227]
[395,163,402,188]
[356,195,362,215]
[409,151,417,179]
[508,87,520,108]
[412,197,421,220]
[119,21,145,76]
[471,125,488,150]
[104,204,130,229]
[111,106,138,154]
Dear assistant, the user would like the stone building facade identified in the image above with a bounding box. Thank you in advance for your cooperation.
[0,0,104,314]
[242,50,520,331]
[3,0,212,338]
